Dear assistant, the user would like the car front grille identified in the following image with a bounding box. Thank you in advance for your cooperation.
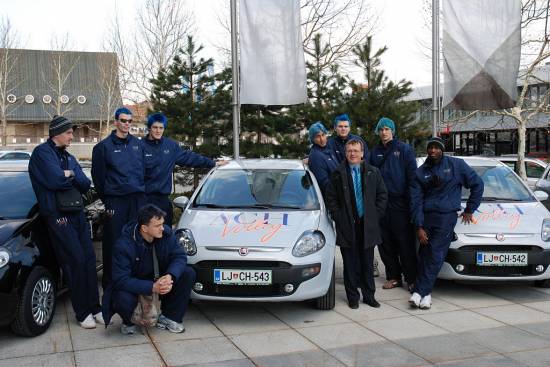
[462,265,541,277]
[196,260,291,268]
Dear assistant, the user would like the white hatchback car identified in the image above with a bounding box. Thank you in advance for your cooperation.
[418,156,550,287]
[173,159,337,309]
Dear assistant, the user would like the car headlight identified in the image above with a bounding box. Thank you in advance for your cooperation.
[292,230,325,257]
[0,249,10,269]
[542,219,550,242]
[175,228,197,256]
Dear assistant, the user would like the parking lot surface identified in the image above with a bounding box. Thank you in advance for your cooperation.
[3,251,550,367]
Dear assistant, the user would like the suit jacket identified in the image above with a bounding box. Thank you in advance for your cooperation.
[325,160,388,248]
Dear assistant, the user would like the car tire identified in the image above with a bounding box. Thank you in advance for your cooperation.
[535,279,550,288]
[314,262,335,310]
[11,266,57,337]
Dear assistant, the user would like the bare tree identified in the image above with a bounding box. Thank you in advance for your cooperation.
[0,17,22,146]
[96,53,121,139]
[42,35,82,118]
[106,0,194,103]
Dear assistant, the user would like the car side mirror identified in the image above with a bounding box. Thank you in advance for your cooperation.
[173,196,189,209]
[534,190,549,202]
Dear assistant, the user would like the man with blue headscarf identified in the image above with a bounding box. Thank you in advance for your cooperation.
[307,121,338,197]
[327,114,369,164]
[370,117,417,292]
[143,112,226,225]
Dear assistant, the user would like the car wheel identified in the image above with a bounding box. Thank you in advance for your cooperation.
[535,279,550,288]
[314,262,335,310]
[11,266,56,337]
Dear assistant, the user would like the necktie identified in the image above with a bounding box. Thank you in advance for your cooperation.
[353,167,364,218]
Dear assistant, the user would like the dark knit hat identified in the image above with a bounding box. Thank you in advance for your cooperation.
[426,136,445,151]
[49,115,76,137]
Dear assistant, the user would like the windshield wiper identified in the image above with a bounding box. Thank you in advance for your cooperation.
[481,197,526,202]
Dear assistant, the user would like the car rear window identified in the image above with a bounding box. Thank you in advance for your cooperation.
[193,169,320,210]
[0,171,37,219]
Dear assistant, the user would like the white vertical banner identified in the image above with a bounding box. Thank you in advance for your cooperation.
[442,0,521,110]
[239,0,307,105]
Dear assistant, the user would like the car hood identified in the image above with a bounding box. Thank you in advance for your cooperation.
[458,202,550,234]
[0,219,29,245]
[180,209,321,247]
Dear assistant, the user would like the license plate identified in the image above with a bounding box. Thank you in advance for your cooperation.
[213,269,272,285]
[476,252,528,266]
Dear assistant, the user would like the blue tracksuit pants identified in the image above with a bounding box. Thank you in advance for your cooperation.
[414,212,458,297]
[112,266,196,324]
[45,212,100,322]
[102,193,146,289]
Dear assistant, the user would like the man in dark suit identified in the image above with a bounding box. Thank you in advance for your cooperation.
[326,139,388,309]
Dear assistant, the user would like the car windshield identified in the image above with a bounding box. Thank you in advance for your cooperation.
[193,169,320,210]
[0,171,37,219]
[461,165,533,202]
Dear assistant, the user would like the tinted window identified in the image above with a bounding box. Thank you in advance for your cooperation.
[0,152,30,160]
[462,166,533,202]
[0,171,37,218]
[193,169,319,210]
[526,161,545,178]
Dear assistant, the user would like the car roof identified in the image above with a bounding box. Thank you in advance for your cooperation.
[217,159,307,171]
[0,160,30,172]
[417,156,507,167]
[495,156,547,164]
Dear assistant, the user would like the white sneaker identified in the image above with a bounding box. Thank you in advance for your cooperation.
[419,294,432,310]
[409,292,421,308]
[93,312,110,325]
[79,314,96,329]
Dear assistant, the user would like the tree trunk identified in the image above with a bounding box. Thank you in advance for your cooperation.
[1,115,6,146]
[514,107,527,180]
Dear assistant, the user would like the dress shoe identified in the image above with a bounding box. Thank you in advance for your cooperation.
[348,300,359,309]
[363,296,380,308]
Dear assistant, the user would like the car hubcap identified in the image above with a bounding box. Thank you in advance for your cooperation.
[31,277,54,326]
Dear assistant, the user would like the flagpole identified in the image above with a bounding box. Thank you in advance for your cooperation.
[230,0,240,159]
[432,0,440,137]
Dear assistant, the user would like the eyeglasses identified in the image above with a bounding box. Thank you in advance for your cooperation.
[118,118,133,124]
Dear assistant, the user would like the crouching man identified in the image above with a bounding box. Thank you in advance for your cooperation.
[102,204,196,334]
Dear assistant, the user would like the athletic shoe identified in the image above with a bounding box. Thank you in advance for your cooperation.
[419,294,432,310]
[79,314,96,329]
[409,292,421,308]
[156,314,185,333]
[121,323,136,335]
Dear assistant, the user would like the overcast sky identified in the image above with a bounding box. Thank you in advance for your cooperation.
[0,0,433,87]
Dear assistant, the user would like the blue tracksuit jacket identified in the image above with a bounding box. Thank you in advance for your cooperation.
[410,155,484,227]
[29,139,91,216]
[370,139,417,210]
[91,131,145,200]
[142,137,215,195]
[328,133,369,164]
[308,144,338,196]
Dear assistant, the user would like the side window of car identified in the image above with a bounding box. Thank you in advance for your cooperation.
[526,162,545,179]
[503,161,515,171]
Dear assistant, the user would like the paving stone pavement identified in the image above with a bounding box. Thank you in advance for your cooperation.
[3,251,550,367]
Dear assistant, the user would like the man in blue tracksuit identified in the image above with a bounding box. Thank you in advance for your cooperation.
[92,107,146,289]
[370,118,417,292]
[307,121,338,197]
[29,116,103,329]
[409,137,483,309]
[328,114,369,164]
[102,204,195,335]
[143,112,222,225]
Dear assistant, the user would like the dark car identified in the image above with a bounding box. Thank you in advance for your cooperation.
[0,160,103,336]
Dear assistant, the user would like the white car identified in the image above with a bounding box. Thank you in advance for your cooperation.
[0,150,31,160]
[417,156,550,287]
[495,155,547,190]
[173,159,337,309]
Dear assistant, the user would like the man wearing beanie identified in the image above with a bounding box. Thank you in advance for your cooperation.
[92,107,146,289]
[328,114,369,164]
[142,112,227,225]
[370,117,417,292]
[307,121,338,197]
[409,137,483,309]
[29,116,104,329]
